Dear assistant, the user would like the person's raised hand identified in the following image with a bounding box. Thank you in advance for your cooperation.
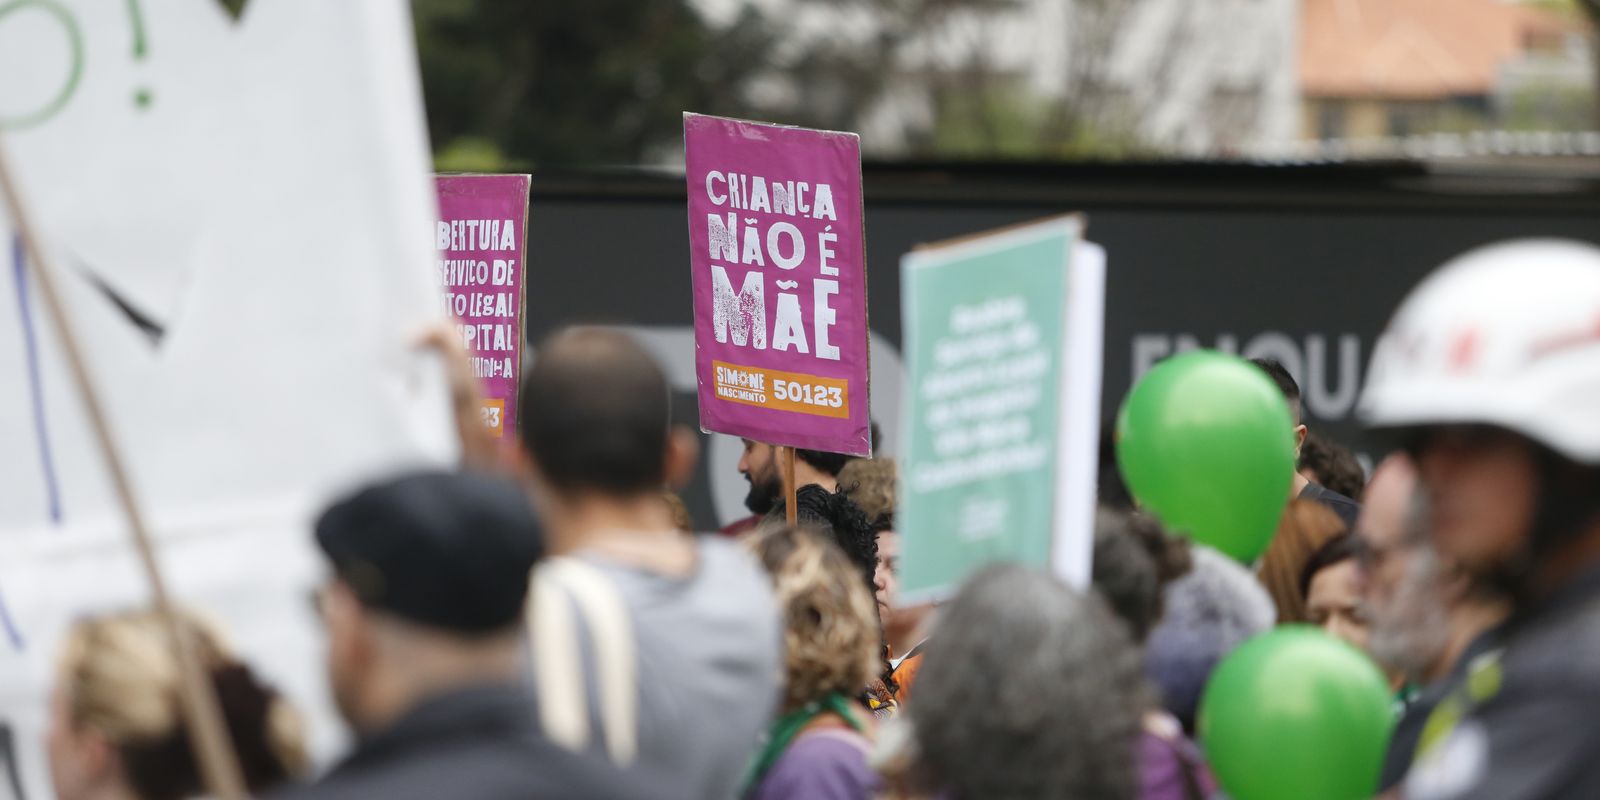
[413,321,500,472]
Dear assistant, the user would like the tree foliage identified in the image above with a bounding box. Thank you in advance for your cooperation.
[410,0,1250,166]
[413,0,772,167]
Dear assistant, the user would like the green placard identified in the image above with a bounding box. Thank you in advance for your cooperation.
[898,217,1081,601]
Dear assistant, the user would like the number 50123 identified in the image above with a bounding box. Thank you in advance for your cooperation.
[773,379,843,408]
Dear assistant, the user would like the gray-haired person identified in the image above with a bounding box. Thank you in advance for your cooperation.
[879,564,1146,800]
[1359,454,1508,791]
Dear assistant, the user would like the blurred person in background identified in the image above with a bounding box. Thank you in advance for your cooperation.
[47,609,306,800]
[743,526,884,800]
[722,442,859,537]
[837,456,893,524]
[866,509,936,710]
[518,328,779,798]
[879,564,1145,800]
[875,510,930,707]
[1251,357,1361,528]
[1359,455,1509,792]
[836,456,901,623]
[771,485,879,591]
[289,470,652,799]
[1300,529,1410,696]
[769,485,898,718]
[1300,431,1369,501]
[868,512,899,628]
[1360,240,1600,799]
[838,457,932,703]
[662,490,695,534]
[1258,499,1348,622]
[1099,421,1138,511]
[1300,532,1377,655]
[1145,545,1277,735]
[1092,510,1194,643]
[415,323,504,473]
[1092,509,1219,800]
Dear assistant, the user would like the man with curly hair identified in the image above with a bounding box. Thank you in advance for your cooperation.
[1299,431,1368,501]
[768,485,879,588]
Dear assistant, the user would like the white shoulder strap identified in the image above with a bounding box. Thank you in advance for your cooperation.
[529,563,588,753]
[528,556,639,765]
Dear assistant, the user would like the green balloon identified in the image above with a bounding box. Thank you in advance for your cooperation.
[1200,627,1395,800]
[1115,350,1295,562]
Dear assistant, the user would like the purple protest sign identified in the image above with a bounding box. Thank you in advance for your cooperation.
[434,174,530,440]
[684,114,871,456]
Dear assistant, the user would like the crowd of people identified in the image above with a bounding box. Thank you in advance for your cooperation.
[32,238,1600,799]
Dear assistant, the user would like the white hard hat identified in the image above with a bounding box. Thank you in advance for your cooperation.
[1360,238,1600,465]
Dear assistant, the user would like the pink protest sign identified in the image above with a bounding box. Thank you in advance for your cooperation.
[684,114,871,456]
[434,174,531,439]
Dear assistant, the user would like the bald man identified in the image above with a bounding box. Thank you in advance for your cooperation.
[1361,455,1509,792]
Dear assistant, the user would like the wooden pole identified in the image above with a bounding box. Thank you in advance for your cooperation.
[0,141,248,799]
[782,446,797,524]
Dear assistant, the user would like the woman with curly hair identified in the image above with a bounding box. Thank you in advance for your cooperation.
[743,525,884,800]
[769,485,900,717]
[46,608,307,800]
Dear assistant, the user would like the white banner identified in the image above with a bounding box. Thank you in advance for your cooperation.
[0,1,454,794]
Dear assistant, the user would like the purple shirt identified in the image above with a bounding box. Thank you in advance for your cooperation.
[749,728,877,800]
[1138,730,1218,800]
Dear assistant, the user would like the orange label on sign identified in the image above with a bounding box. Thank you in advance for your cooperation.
[712,361,850,419]
[480,398,506,438]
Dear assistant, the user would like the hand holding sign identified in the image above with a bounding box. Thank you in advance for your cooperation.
[433,174,530,442]
[413,321,498,472]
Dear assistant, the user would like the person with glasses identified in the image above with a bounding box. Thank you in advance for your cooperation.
[1357,454,1509,793]
[1361,240,1600,800]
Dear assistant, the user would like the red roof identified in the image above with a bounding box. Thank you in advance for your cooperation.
[1300,0,1574,99]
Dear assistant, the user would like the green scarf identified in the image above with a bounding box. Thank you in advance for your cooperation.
[739,693,865,797]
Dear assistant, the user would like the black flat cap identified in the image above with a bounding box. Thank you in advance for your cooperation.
[314,470,542,635]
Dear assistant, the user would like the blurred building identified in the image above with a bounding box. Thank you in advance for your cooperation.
[695,0,1301,159]
[878,0,1303,158]
[1299,0,1593,144]
[694,0,1595,161]
[1087,0,1302,156]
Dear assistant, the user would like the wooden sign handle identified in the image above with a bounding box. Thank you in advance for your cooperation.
[782,446,797,525]
[0,140,248,800]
